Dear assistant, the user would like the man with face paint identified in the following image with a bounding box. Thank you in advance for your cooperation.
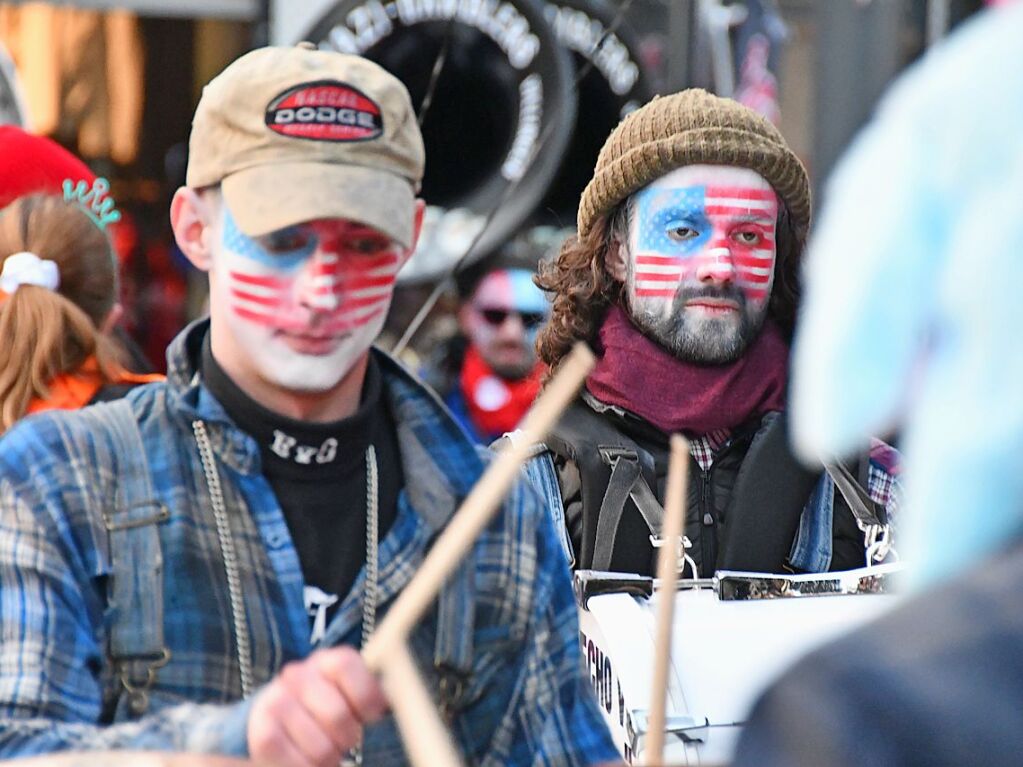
[426,245,551,444]
[531,89,901,577]
[0,45,621,767]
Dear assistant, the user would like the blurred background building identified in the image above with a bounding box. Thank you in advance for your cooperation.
[0,0,990,366]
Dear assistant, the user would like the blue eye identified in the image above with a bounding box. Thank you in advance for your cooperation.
[666,221,700,242]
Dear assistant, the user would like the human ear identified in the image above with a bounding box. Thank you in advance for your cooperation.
[396,199,427,268]
[606,233,630,283]
[170,187,218,272]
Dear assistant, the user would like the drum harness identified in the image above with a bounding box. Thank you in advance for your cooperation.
[823,460,896,566]
[591,451,896,574]
[537,396,896,576]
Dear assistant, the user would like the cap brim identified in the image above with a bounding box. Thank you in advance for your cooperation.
[221,162,416,248]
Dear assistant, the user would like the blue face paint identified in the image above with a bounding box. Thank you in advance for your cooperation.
[222,207,318,271]
[636,186,713,255]
[506,269,549,315]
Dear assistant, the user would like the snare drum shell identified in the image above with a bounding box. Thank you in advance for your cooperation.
[577,573,899,765]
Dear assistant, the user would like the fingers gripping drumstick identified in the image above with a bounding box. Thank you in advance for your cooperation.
[362,344,596,766]
[645,435,689,767]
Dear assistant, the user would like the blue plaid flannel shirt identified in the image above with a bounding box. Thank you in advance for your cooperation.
[0,320,618,766]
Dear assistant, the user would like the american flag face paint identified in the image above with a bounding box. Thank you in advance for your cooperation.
[212,205,404,392]
[624,165,779,363]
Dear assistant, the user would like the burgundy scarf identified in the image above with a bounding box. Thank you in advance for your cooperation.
[586,304,789,434]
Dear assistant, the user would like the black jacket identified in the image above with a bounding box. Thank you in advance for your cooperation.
[547,393,869,576]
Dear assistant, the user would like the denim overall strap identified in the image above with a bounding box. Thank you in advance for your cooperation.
[522,450,575,565]
[81,400,169,718]
[433,552,476,723]
[788,473,836,573]
[497,431,577,566]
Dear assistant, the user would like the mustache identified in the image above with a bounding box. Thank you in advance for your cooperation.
[672,284,748,309]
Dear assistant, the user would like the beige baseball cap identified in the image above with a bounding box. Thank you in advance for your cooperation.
[186,43,425,248]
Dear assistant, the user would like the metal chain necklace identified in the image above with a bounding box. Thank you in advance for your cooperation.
[362,444,380,648]
[191,421,380,704]
[350,444,379,767]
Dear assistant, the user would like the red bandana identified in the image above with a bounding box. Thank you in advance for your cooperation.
[460,344,544,439]
[585,304,789,435]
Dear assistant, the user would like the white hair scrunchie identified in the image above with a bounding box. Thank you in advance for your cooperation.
[0,251,61,294]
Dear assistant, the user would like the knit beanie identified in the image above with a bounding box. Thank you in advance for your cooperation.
[578,89,810,239]
[0,126,96,210]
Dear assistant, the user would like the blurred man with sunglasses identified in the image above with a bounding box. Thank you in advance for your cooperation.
[429,236,552,444]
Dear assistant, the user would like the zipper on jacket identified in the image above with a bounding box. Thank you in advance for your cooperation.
[699,466,714,576]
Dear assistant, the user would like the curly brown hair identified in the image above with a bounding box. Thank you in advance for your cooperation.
[535,196,805,376]
[535,201,629,377]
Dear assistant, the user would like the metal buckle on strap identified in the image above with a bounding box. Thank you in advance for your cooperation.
[862,523,896,566]
[436,663,470,724]
[117,648,171,716]
[598,446,640,467]
[649,534,698,579]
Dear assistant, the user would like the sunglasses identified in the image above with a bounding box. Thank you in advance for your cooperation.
[478,307,547,329]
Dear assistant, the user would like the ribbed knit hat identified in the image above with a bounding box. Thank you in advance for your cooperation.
[578,89,810,239]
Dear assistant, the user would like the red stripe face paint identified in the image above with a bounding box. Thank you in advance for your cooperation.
[212,204,405,393]
[623,165,780,364]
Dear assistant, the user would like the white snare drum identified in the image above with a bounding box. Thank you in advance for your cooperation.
[576,564,902,766]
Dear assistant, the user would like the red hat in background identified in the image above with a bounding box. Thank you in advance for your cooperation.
[0,126,136,268]
[0,125,96,210]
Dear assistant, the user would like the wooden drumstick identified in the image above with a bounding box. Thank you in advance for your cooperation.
[645,434,690,766]
[381,641,464,767]
[362,342,595,670]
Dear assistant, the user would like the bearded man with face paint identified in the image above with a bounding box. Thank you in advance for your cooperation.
[531,89,902,578]
[0,45,622,767]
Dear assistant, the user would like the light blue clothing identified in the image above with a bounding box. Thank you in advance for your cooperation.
[790,3,1023,588]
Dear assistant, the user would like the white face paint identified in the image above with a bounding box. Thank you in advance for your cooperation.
[624,164,779,364]
[207,204,404,395]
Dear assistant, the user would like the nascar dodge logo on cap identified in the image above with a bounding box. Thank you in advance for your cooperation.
[265,80,384,142]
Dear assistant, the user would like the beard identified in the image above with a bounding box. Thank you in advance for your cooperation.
[628,283,769,365]
[480,340,537,380]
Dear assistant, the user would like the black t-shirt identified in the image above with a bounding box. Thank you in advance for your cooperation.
[201,336,403,628]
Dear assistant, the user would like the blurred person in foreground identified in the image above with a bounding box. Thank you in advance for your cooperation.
[426,236,553,444]
[0,44,620,767]
[733,3,1023,766]
[0,192,162,432]
[529,89,900,576]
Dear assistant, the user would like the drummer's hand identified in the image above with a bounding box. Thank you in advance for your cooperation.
[247,646,388,767]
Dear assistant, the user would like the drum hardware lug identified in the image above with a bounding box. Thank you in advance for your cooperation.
[862,523,897,566]
[649,534,698,579]
[573,570,654,608]
[630,710,710,751]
